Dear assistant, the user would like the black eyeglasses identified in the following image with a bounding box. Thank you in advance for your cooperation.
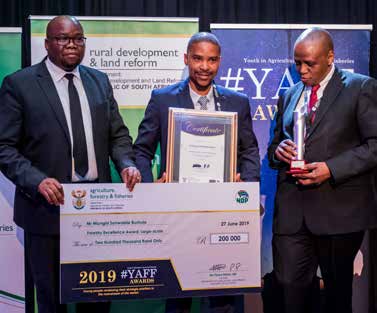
[48,36,87,46]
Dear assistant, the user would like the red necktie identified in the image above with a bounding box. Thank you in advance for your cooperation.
[308,84,320,123]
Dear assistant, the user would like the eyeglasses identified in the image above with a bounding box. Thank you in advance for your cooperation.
[48,36,87,46]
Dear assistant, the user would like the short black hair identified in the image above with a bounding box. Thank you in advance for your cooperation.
[187,32,221,54]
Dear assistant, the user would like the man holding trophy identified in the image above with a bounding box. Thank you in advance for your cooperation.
[268,27,377,313]
[134,32,260,313]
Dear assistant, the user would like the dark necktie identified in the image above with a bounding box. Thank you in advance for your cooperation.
[198,96,209,110]
[65,74,88,177]
[307,84,320,123]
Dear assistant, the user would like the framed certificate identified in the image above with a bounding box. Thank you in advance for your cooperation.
[166,108,237,183]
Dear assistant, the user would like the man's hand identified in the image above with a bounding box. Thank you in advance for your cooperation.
[38,178,64,206]
[121,167,141,192]
[155,172,167,183]
[275,139,297,164]
[235,173,243,182]
[293,162,331,186]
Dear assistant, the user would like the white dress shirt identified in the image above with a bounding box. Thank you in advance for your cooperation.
[295,63,336,114]
[189,84,216,111]
[45,58,98,181]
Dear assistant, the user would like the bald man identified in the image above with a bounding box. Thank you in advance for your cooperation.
[268,27,377,313]
[0,16,140,313]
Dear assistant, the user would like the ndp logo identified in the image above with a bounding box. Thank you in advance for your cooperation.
[236,190,249,204]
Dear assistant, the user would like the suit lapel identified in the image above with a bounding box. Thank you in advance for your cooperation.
[177,79,195,109]
[79,66,102,166]
[177,80,229,111]
[79,66,98,132]
[306,69,343,140]
[36,62,71,145]
[213,84,228,112]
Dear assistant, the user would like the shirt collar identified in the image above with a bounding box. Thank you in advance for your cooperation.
[45,57,81,82]
[304,63,335,94]
[318,63,335,87]
[189,83,214,104]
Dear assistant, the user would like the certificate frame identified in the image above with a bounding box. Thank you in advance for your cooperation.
[166,108,238,183]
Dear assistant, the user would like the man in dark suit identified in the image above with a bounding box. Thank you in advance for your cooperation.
[134,32,259,183]
[268,27,377,313]
[134,32,259,313]
[0,16,141,313]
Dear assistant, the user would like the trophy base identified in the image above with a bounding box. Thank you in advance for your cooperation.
[286,160,309,175]
[286,168,310,174]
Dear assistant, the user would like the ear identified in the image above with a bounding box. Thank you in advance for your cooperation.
[44,38,49,52]
[327,50,334,66]
[184,53,188,66]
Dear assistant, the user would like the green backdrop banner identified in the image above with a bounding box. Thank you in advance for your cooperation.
[0,27,25,313]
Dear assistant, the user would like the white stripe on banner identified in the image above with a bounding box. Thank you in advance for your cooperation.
[211,23,373,30]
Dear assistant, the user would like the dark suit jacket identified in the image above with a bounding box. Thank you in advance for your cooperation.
[0,61,136,235]
[268,67,377,235]
[134,79,260,183]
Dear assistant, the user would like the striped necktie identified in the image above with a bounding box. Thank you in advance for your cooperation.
[198,96,209,110]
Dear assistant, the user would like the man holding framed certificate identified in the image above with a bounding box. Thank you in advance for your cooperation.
[134,32,260,313]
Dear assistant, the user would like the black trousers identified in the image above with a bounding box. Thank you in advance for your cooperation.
[165,295,243,313]
[273,223,364,313]
[25,232,111,313]
[370,228,377,313]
